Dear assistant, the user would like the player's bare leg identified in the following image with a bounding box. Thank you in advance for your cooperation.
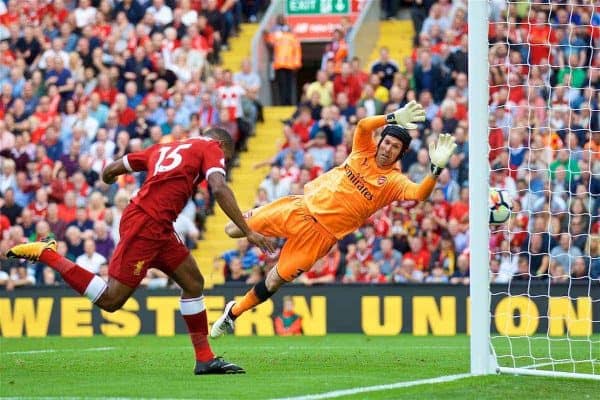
[170,255,245,374]
[211,265,285,338]
[6,240,138,311]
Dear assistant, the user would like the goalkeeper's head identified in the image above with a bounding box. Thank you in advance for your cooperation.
[375,125,411,167]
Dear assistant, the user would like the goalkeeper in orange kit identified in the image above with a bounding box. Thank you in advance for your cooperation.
[211,101,457,338]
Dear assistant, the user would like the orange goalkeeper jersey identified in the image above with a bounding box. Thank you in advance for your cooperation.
[303,116,436,239]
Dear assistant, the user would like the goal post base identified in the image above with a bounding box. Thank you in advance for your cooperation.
[497,367,600,381]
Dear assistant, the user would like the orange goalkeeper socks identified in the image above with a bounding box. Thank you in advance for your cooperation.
[230,288,261,318]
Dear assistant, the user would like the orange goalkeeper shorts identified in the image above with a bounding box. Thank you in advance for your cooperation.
[246,195,337,281]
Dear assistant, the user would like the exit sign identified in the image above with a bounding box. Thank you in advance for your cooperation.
[286,0,350,15]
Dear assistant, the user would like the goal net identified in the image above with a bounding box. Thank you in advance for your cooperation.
[469,1,600,380]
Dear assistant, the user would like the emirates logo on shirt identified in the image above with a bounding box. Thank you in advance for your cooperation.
[344,164,374,201]
[377,176,387,185]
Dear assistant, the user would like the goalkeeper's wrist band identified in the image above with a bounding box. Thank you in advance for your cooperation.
[385,113,397,124]
[430,164,443,177]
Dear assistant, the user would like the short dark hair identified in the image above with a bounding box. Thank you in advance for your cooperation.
[204,127,234,158]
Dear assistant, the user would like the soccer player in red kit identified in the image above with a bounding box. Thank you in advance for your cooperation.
[6,128,274,375]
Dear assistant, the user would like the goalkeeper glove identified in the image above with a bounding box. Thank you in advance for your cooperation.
[428,133,457,177]
[385,100,426,130]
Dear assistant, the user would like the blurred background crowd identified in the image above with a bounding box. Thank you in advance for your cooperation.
[0,0,599,291]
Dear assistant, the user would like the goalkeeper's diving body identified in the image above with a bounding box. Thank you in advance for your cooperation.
[211,101,457,338]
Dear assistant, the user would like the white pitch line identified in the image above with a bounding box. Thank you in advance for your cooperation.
[4,346,115,355]
[271,373,472,400]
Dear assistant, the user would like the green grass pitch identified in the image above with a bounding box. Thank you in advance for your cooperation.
[1,335,598,399]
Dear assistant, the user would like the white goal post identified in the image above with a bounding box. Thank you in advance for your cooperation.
[468,0,495,377]
[469,0,600,380]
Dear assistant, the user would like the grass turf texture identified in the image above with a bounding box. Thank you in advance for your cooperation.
[1,335,598,400]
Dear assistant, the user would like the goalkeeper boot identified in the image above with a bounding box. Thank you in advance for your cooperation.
[6,239,57,262]
[194,356,246,375]
[210,300,236,338]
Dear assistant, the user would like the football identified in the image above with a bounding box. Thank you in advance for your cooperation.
[489,188,513,225]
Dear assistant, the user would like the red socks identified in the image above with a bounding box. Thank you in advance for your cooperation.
[180,297,214,362]
[40,249,96,296]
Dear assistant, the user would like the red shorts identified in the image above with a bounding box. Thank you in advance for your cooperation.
[109,204,190,288]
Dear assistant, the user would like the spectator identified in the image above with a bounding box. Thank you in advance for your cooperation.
[357,84,385,117]
[365,261,388,283]
[7,261,35,289]
[75,239,107,274]
[587,235,600,280]
[322,29,348,75]
[225,257,247,283]
[1,187,22,225]
[371,47,399,90]
[426,264,449,283]
[414,50,446,104]
[391,258,424,283]
[264,19,302,105]
[299,256,336,285]
[93,220,115,260]
[221,238,259,272]
[307,70,334,107]
[333,63,362,107]
[274,296,303,336]
[403,236,431,274]
[550,233,583,275]
[373,238,402,276]
[306,132,334,173]
[69,206,94,233]
[46,203,67,242]
[259,166,291,202]
[449,254,469,285]
[140,268,169,289]
[174,212,200,249]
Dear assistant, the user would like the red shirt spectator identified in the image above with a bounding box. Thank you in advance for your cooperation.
[489,125,504,162]
[94,75,118,105]
[333,64,362,106]
[0,214,11,236]
[404,237,431,272]
[292,107,314,143]
[450,198,469,224]
[303,257,337,282]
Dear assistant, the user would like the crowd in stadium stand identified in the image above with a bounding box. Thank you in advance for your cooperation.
[1,1,599,290]
[222,0,600,286]
[0,0,266,290]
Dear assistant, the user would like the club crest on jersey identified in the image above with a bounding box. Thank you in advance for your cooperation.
[133,260,145,276]
[377,176,387,185]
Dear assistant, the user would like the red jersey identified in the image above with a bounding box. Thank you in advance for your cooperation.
[123,137,225,225]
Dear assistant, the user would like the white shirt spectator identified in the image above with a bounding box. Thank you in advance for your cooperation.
[496,255,518,283]
[74,5,97,28]
[72,115,100,141]
[147,4,173,26]
[38,50,70,70]
[174,213,199,243]
[90,140,116,160]
[0,172,16,194]
[76,252,107,274]
[234,71,260,91]
[259,177,291,202]
[181,10,198,26]
[217,84,246,119]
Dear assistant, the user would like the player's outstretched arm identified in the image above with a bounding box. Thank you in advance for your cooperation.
[404,133,457,201]
[353,101,425,151]
[208,172,275,254]
[102,159,129,185]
